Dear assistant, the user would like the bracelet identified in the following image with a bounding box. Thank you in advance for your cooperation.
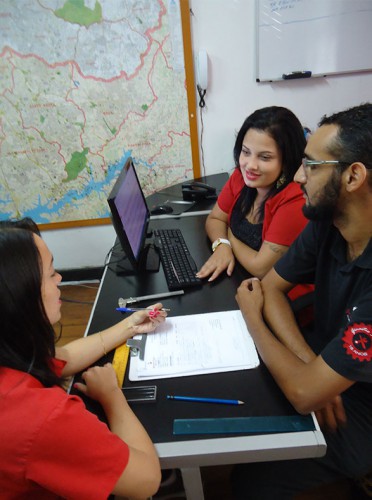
[98,331,107,356]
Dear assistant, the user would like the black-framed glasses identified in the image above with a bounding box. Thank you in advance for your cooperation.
[302,158,350,170]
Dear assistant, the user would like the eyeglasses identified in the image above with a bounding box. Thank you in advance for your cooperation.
[301,158,350,171]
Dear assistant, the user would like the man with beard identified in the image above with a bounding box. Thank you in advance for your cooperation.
[232,103,372,499]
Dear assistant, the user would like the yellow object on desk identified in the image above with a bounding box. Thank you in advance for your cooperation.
[112,343,130,387]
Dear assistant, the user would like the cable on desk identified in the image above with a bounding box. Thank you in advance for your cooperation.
[103,243,132,274]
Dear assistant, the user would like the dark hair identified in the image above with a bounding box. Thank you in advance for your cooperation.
[233,106,306,220]
[319,102,372,170]
[0,217,41,235]
[0,228,63,387]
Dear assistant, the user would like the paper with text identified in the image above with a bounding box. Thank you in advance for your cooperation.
[129,310,260,381]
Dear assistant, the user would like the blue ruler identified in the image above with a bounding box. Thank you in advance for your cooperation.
[173,415,315,435]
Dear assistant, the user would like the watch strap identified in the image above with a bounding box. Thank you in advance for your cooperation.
[212,238,231,252]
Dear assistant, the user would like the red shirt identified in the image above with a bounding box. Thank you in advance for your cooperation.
[218,168,308,245]
[0,360,129,499]
[218,169,314,302]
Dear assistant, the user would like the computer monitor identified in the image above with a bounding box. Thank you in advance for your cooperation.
[107,158,159,274]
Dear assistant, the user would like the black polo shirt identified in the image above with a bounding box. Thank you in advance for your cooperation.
[275,220,372,476]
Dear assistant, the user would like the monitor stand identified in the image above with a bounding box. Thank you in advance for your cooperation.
[114,242,160,275]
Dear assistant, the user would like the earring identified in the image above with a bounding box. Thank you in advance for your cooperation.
[276,173,286,189]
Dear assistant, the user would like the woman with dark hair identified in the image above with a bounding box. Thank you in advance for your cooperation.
[0,226,165,499]
[197,106,312,301]
[0,216,41,235]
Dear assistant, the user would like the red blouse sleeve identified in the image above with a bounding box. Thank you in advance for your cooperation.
[27,394,130,499]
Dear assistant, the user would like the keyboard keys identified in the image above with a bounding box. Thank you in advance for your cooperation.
[154,229,202,291]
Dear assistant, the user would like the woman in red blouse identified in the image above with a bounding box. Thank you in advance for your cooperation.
[0,220,166,499]
[197,106,312,302]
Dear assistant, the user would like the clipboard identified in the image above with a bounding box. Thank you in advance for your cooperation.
[128,311,260,382]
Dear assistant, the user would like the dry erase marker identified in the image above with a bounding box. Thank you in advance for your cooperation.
[116,307,170,313]
[282,70,312,80]
[167,395,244,405]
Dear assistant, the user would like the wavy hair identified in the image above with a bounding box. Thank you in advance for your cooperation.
[233,106,306,221]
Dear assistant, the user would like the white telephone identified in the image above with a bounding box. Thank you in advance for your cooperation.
[196,50,208,91]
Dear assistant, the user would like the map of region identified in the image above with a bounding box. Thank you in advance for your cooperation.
[0,0,194,225]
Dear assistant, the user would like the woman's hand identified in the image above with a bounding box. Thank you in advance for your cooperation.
[235,278,264,325]
[125,302,167,336]
[74,363,122,406]
[196,245,235,282]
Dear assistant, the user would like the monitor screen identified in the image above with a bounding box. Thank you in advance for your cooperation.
[107,158,155,273]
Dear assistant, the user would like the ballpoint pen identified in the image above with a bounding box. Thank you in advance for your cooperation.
[116,307,170,313]
[167,395,244,405]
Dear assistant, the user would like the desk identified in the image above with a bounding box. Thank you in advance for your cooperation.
[145,172,227,216]
[72,177,326,499]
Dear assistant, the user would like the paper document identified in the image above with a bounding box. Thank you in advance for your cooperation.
[129,310,260,381]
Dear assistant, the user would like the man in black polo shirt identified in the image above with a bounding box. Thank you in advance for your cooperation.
[232,103,372,499]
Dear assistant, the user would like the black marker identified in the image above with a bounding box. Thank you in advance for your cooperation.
[282,71,312,80]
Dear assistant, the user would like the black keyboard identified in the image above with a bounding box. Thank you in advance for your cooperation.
[153,228,202,291]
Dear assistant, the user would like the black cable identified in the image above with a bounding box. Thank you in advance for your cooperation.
[197,86,206,177]
[197,85,206,108]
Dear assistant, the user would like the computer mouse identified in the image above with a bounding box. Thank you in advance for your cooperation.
[150,204,174,215]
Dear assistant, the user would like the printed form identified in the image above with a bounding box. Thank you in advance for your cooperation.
[129,310,260,381]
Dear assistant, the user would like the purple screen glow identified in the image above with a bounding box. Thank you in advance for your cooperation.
[114,164,147,259]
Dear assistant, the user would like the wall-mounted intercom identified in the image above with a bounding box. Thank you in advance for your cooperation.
[196,49,209,91]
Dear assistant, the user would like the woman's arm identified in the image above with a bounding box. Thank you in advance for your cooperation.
[75,364,161,499]
[229,228,288,278]
[196,204,235,281]
[56,304,166,376]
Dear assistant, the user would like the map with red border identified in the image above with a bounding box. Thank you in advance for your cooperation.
[0,0,193,224]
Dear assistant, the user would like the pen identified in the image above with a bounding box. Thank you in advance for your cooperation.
[116,307,170,313]
[167,395,244,405]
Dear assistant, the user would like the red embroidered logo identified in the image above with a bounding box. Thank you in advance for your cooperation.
[342,323,372,362]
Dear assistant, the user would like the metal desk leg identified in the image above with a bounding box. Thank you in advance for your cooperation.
[180,467,205,500]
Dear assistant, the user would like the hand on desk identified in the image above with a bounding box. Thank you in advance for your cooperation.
[74,362,120,405]
[235,278,264,325]
[315,396,347,433]
[196,245,235,282]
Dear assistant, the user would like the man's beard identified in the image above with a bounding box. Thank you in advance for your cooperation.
[302,172,341,221]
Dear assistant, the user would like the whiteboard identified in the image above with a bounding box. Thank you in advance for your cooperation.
[256,0,372,82]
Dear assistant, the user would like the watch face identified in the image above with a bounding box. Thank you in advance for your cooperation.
[212,239,220,251]
[213,238,230,252]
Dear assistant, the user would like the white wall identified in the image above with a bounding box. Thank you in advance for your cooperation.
[44,0,372,271]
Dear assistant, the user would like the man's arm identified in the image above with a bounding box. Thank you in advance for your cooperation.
[261,268,316,363]
[236,279,353,416]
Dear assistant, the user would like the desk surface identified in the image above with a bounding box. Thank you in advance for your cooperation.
[73,211,326,468]
[145,172,227,215]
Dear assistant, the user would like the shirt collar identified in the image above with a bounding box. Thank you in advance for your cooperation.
[330,228,372,270]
